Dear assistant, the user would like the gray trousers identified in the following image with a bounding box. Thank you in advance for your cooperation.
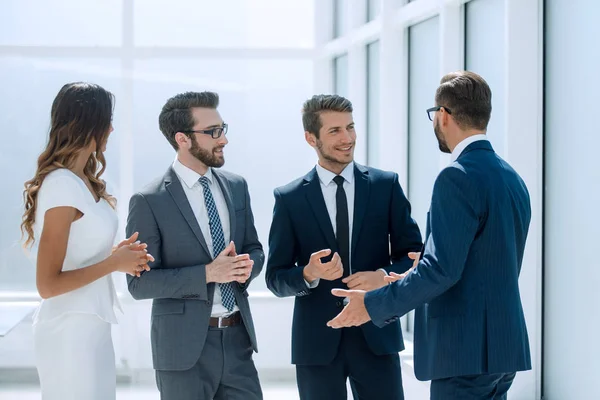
[156,324,262,400]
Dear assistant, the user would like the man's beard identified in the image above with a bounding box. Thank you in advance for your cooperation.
[316,139,354,166]
[189,135,225,168]
[434,120,451,154]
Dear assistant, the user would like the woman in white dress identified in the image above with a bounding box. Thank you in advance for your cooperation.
[21,82,154,400]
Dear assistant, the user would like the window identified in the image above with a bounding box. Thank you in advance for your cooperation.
[0,0,122,46]
[0,57,122,292]
[544,0,600,398]
[134,0,314,48]
[407,16,440,332]
[333,54,349,97]
[367,0,382,22]
[366,40,381,166]
[333,0,348,38]
[0,0,315,295]
[465,0,506,156]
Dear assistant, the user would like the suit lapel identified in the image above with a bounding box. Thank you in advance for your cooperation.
[212,170,237,244]
[304,168,338,252]
[164,167,211,257]
[351,164,369,258]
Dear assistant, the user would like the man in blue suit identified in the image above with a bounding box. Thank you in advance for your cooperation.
[328,71,532,399]
[265,94,423,400]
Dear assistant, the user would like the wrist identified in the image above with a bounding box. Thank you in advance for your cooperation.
[303,265,316,283]
[104,255,119,273]
[205,262,214,283]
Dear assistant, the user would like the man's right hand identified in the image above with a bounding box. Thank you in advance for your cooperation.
[303,249,343,283]
[206,241,254,284]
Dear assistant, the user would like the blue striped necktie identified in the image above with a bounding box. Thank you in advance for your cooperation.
[198,176,236,311]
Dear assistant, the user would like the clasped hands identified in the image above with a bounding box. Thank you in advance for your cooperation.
[111,232,154,277]
[206,241,254,284]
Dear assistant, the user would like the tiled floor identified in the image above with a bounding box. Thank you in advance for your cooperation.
[0,383,301,400]
[0,372,429,399]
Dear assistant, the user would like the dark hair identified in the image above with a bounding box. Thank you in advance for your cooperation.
[435,71,492,130]
[22,82,116,247]
[159,91,220,150]
[302,94,353,138]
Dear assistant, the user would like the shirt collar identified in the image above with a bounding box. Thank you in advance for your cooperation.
[172,158,213,189]
[316,161,355,186]
[451,134,488,162]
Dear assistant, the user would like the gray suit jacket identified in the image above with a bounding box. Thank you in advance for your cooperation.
[126,166,264,371]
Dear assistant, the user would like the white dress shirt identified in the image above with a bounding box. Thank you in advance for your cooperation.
[172,159,238,317]
[451,134,488,163]
[305,162,355,288]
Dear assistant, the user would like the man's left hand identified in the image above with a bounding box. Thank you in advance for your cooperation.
[342,270,387,291]
[327,289,371,329]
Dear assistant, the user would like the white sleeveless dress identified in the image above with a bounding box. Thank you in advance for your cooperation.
[30,168,121,400]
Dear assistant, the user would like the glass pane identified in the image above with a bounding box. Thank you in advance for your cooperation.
[334,0,349,38]
[134,0,313,48]
[366,40,381,166]
[465,0,505,156]
[367,0,382,22]
[0,57,122,292]
[408,17,440,241]
[544,0,600,398]
[0,0,122,46]
[132,59,315,292]
[407,16,440,332]
[333,54,349,98]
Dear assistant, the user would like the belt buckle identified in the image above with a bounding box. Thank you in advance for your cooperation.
[218,316,226,328]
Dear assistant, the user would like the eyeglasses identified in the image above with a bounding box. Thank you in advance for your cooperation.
[182,123,228,139]
[426,106,452,121]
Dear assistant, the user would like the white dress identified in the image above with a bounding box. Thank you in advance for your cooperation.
[30,168,121,400]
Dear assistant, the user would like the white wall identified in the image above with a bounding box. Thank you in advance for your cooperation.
[543,1,600,398]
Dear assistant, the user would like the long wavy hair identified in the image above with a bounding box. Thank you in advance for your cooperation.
[21,82,116,248]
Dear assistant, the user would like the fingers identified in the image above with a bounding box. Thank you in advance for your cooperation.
[326,311,347,329]
[347,278,365,289]
[233,254,251,262]
[231,264,253,283]
[409,252,421,268]
[310,249,332,262]
[230,241,237,256]
[320,253,343,280]
[331,288,351,298]
[232,259,254,269]
[127,232,139,243]
[384,272,404,283]
[220,241,235,256]
[342,271,363,284]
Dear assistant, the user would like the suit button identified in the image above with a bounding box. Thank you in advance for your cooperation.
[207,300,212,306]
[335,301,342,308]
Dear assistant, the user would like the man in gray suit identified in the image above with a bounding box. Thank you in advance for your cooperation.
[126,91,264,400]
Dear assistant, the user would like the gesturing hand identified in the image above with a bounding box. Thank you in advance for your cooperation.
[302,249,344,283]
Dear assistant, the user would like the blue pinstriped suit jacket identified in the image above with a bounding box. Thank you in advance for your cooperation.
[365,140,532,381]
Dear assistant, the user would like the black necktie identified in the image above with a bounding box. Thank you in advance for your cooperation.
[333,175,350,276]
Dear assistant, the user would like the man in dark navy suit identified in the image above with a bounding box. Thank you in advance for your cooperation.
[265,94,423,400]
[328,71,532,400]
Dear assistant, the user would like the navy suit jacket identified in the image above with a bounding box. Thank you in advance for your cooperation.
[365,140,532,381]
[266,163,423,365]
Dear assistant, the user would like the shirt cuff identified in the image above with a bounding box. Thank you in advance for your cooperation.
[304,278,320,289]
